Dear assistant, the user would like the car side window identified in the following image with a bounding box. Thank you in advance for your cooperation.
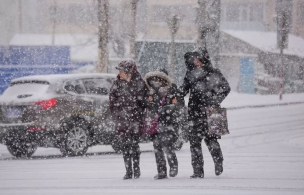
[64,80,85,94]
[82,78,110,95]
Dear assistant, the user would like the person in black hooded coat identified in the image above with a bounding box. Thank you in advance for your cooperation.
[180,48,231,178]
[144,69,184,179]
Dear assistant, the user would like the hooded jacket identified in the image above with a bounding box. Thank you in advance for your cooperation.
[109,67,147,136]
[180,48,231,129]
[144,70,184,133]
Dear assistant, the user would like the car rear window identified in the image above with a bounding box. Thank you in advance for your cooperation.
[4,80,50,96]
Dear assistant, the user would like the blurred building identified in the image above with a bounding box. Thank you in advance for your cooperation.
[0,0,304,92]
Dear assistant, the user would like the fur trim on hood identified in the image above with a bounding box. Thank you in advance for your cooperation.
[144,70,173,94]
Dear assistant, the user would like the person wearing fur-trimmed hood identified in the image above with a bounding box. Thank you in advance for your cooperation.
[144,69,184,180]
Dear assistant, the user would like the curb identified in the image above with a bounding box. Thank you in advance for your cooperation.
[226,101,304,110]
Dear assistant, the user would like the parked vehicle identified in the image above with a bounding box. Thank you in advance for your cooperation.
[0,73,117,157]
[254,72,304,94]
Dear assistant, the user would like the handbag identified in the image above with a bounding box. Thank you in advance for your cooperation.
[142,95,167,135]
[206,106,229,136]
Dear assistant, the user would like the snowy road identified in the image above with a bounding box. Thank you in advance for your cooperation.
[0,104,304,195]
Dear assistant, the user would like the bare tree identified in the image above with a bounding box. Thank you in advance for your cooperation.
[130,0,138,59]
[167,15,182,79]
[276,0,293,100]
[197,0,207,47]
[197,0,221,68]
[18,0,22,33]
[98,0,109,73]
[50,0,57,46]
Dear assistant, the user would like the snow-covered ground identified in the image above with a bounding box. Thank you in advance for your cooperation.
[0,94,304,194]
[210,92,304,108]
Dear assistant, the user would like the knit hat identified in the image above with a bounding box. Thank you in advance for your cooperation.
[115,60,137,74]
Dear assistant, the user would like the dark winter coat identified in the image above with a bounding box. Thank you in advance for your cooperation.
[180,48,231,136]
[109,71,147,137]
[144,70,184,141]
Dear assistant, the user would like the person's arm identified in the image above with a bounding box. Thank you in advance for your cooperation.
[169,84,185,106]
[109,81,118,118]
[179,72,191,97]
[208,71,231,106]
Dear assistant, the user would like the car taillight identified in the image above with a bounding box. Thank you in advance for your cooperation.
[35,98,57,110]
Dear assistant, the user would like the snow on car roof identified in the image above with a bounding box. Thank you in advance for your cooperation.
[11,73,117,84]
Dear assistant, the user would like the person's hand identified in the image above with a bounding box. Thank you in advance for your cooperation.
[148,96,153,102]
[172,97,178,104]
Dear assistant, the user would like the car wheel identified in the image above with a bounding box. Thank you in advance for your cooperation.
[63,120,89,156]
[7,142,37,158]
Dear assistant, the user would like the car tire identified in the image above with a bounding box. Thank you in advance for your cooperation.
[7,142,37,158]
[62,119,89,156]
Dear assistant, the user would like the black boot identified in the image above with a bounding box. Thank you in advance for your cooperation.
[134,167,141,179]
[190,168,204,179]
[215,162,223,176]
[190,173,204,179]
[123,173,132,180]
[169,167,178,177]
[154,174,168,180]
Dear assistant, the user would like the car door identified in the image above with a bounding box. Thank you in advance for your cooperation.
[81,77,112,116]
[81,77,113,133]
[62,79,94,117]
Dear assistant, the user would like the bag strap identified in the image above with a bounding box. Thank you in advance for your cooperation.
[155,94,167,120]
[160,94,167,107]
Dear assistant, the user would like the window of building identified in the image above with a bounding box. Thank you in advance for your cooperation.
[249,3,264,22]
[224,2,264,22]
[50,4,97,25]
[151,5,196,23]
[226,3,240,22]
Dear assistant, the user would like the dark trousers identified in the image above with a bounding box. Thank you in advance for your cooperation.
[116,122,141,175]
[153,133,178,176]
[189,135,223,174]
[122,140,140,175]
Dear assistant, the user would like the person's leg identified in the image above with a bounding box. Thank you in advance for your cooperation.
[132,135,141,179]
[153,135,167,179]
[189,135,204,178]
[164,144,178,177]
[204,137,224,176]
[122,137,133,180]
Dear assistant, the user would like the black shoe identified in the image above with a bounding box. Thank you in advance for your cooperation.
[134,172,141,179]
[123,173,132,180]
[215,162,223,176]
[154,174,168,180]
[190,173,204,179]
[169,167,178,177]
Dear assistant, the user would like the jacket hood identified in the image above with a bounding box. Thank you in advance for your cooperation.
[184,47,212,70]
[144,70,172,94]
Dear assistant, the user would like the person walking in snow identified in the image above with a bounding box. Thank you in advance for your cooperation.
[180,48,231,178]
[109,60,147,180]
[144,69,184,179]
